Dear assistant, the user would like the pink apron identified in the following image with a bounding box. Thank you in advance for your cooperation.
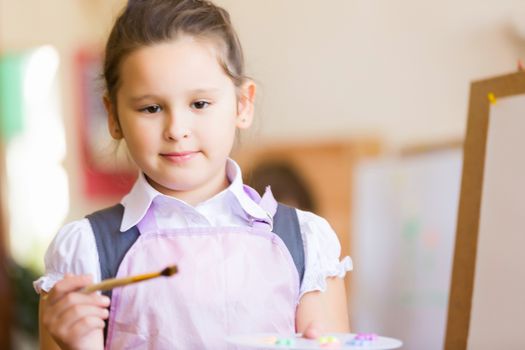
[105,190,300,349]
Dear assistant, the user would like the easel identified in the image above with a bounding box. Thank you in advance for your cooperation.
[445,71,525,349]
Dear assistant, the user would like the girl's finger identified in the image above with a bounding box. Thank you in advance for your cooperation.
[47,275,93,305]
[52,316,106,348]
[302,321,324,339]
[49,305,109,338]
[49,292,110,322]
[68,316,106,340]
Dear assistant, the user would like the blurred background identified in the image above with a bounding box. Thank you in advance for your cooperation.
[1,0,525,349]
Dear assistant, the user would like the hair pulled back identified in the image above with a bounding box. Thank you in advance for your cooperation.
[104,0,246,105]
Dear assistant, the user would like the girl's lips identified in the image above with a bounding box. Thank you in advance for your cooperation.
[160,151,199,164]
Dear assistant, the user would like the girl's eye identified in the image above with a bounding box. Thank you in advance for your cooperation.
[191,101,210,109]
[140,105,162,114]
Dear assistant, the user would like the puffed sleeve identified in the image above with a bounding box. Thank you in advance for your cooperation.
[296,209,353,298]
[33,218,101,294]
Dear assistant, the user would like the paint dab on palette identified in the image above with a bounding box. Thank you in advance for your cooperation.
[226,332,402,350]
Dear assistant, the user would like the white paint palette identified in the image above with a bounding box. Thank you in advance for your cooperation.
[225,333,403,349]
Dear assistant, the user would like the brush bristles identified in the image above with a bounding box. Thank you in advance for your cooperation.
[161,265,178,276]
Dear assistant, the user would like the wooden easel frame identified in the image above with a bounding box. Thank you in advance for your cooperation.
[444,71,525,349]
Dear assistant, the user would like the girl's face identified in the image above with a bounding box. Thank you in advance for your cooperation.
[105,36,255,204]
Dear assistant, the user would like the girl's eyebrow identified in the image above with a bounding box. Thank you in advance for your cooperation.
[129,89,221,102]
[188,88,221,95]
[129,94,160,102]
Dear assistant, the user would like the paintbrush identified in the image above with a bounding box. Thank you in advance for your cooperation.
[81,265,178,294]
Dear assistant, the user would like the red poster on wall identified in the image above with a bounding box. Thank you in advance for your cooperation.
[75,49,136,198]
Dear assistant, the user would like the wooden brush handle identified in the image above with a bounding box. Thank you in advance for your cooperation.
[81,271,161,294]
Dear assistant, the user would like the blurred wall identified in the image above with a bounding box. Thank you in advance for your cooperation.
[215,0,525,146]
[1,0,524,233]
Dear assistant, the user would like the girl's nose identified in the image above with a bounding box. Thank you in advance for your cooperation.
[164,112,191,141]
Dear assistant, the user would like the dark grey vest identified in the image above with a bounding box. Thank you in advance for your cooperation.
[86,202,305,302]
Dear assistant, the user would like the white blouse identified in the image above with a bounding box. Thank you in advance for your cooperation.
[34,159,352,298]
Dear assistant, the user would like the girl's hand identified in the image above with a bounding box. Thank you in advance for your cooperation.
[296,277,350,341]
[41,274,109,350]
[302,321,324,339]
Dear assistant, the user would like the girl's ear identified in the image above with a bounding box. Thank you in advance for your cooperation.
[236,80,256,129]
[104,95,123,140]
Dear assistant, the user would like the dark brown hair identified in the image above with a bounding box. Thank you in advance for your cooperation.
[103,0,246,106]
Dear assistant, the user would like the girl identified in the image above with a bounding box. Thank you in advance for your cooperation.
[35,0,352,349]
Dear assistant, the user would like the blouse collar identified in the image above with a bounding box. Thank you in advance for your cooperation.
[119,158,271,231]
